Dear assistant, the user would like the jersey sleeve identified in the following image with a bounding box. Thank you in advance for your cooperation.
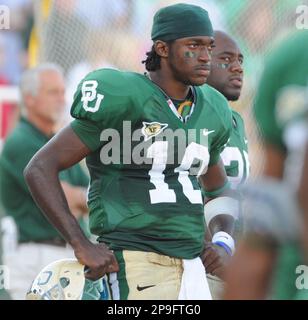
[253,32,308,152]
[233,110,247,140]
[254,32,308,151]
[70,68,132,151]
[209,98,232,166]
[253,56,285,151]
[59,163,89,187]
[70,119,103,152]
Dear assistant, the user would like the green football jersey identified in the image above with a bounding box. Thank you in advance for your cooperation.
[254,31,308,300]
[221,110,249,189]
[70,68,232,259]
[254,31,308,152]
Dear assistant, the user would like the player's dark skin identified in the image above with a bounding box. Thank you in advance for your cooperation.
[206,31,244,101]
[24,36,235,281]
[224,240,277,299]
[297,145,308,263]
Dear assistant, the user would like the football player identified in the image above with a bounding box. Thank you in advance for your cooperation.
[207,31,249,189]
[24,3,239,300]
[205,30,249,299]
[224,30,308,299]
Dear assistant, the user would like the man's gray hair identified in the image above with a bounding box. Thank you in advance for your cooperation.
[19,63,64,98]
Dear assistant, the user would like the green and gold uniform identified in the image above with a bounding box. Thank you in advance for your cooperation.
[219,110,249,243]
[70,68,232,259]
[254,30,308,300]
[221,110,249,189]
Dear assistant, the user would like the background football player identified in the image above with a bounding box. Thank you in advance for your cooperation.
[207,30,249,189]
[204,30,249,299]
[224,30,308,300]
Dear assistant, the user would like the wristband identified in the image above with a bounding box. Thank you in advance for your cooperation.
[212,231,235,256]
[213,241,233,256]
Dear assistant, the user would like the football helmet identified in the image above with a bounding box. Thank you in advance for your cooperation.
[26,258,107,300]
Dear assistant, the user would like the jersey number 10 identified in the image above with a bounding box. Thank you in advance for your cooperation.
[147,141,209,205]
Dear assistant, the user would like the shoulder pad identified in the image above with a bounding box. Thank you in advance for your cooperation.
[70,69,134,122]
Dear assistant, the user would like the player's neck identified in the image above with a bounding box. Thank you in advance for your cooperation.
[149,71,190,100]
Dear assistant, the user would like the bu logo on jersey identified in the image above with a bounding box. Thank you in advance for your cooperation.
[81,80,105,113]
[141,122,168,141]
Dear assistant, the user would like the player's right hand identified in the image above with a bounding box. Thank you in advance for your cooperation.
[201,242,231,280]
[73,241,119,280]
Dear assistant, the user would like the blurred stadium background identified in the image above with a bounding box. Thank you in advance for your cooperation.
[0,0,308,176]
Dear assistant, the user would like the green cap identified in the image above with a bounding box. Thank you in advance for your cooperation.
[151,3,214,42]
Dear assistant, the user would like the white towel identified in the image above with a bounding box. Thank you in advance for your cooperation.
[178,257,212,300]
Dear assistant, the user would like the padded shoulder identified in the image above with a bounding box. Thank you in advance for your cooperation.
[70,68,138,122]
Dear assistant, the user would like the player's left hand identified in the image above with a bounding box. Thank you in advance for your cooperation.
[201,242,231,280]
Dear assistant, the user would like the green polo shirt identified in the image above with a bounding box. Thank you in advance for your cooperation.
[0,117,89,243]
[0,206,11,299]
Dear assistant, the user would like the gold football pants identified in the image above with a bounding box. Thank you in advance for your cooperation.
[107,250,184,300]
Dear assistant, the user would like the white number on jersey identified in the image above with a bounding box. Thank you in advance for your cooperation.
[147,141,210,204]
[221,146,250,189]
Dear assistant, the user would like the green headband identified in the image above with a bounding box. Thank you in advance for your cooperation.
[151,3,214,42]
